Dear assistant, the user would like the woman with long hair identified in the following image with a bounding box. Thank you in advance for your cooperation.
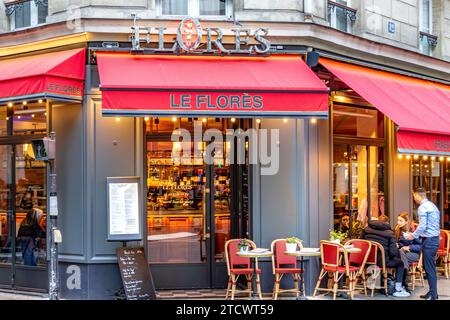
[17,208,45,266]
[395,212,422,292]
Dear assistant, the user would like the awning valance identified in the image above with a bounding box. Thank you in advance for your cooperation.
[0,48,86,103]
[97,53,329,117]
[320,58,450,156]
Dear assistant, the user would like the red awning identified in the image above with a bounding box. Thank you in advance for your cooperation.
[97,53,329,117]
[0,48,86,103]
[320,58,450,156]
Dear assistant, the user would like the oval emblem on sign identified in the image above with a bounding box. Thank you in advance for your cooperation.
[177,17,202,52]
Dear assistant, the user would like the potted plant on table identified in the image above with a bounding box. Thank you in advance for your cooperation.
[238,239,250,253]
[285,237,301,253]
[329,230,348,244]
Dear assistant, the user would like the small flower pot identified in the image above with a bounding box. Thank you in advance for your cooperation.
[286,243,297,253]
[239,246,249,254]
[331,239,341,244]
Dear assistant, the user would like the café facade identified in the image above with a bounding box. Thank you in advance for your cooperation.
[0,17,449,299]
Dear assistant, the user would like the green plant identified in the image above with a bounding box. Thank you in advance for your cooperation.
[329,230,348,242]
[286,237,301,244]
[238,239,249,249]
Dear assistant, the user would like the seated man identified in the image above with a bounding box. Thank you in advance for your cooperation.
[360,215,410,297]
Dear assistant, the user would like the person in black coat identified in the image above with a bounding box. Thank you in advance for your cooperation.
[360,215,410,297]
[17,208,46,266]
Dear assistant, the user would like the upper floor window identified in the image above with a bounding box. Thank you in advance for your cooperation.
[159,0,231,18]
[419,0,436,56]
[327,0,357,33]
[6,0,48,31]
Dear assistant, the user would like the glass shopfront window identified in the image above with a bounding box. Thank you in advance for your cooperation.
[333,104,386,238]
[445,160,450,229]
[0,101,47,268]
[412,156,445,225]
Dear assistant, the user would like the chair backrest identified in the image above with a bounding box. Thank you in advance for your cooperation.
[369,241,386,271]
[439,230,450,253]
[366,243,377,265]
[320,240,342,266]
[345,239,372,273]
[270,239,303,273]
[224,239,256,275]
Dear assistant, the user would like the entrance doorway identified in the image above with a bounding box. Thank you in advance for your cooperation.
[145,118,251,289]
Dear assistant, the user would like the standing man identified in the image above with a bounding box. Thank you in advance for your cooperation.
[405,187,441,300]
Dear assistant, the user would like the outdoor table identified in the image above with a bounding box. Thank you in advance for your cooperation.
[237,248,273,299]
[285,246,361,299]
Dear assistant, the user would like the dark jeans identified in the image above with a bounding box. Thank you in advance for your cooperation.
[386,260,404,284]
[422,236,440,298]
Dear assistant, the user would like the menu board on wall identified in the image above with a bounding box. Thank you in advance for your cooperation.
[107,176,142,241]
[117,247,156,300]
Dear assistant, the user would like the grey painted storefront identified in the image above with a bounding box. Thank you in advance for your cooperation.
[52,61,413,299]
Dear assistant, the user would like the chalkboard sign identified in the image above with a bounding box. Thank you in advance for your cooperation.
[117,247,156,300]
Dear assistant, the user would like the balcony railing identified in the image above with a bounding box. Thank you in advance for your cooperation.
[327,0,357,22]
[5,0,48,16]
[419,31,438,48]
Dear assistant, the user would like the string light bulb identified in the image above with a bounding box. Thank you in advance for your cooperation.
[172,117,177,122]
[202,118,207,123]
[115,117,121,122]
[397,154,403,159]
[256,119,261,124]
[447,157,450,162]
[310,118,317,124]
[423,155,428,160]
[431,156,436,161]
[31,114,35,118]
[38,99,43,103]
[413,155,419,159]
[22,101,27,106]
[283,118,288,123]
[7,102,13,108]
[406,155,411,160]
[231,118,236,123]
[439,156,444,161]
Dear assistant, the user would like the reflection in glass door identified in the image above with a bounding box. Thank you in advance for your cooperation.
[146,118,251,289]
[333,144,385,238]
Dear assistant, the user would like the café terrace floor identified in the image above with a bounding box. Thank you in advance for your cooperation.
[155,277,450,300]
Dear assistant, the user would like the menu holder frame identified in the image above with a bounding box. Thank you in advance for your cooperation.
[107,176,143,241]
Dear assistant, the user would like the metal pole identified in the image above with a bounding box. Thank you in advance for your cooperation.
[48,131,58,300]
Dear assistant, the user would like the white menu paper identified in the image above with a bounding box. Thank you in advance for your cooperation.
[109,182,139,235]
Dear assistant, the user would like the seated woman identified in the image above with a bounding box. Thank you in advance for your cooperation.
[395,212,422,291]
[360,215,410,297]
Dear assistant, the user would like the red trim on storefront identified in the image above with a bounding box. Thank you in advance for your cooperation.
[96,53,329,117]
[0,48,86,102]
[320,58,450,155]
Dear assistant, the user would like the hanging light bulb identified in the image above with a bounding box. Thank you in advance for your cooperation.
[431,156,436,161]
[406,155,411,160]
[202,118,207,123]
[22,101,27,106]
[116,117,121,122]
[423,155,428,160]
[397,154,403,159]
[283,118,288,123]
[7,102,13,108]
[38,99,43,104]
[256,119,261,124]
[447,157,450,162]
[310,118,317,124]
[144,117,149,122]
[413,155,419,160]
[31,114,35,118]
[17,115,21,119]
[172,117,177,122]
[231,118,236,123]
[439,156,444,161]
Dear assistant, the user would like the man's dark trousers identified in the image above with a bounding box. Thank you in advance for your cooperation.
[422,236,440,299]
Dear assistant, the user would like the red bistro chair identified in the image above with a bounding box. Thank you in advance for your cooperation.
[344,239,372,296]
[224,239,262,300]
[409,252,425,290]
[436,230,450,279]
[270,239,304,299]
[313,240,359,300]
[365,241,388,296]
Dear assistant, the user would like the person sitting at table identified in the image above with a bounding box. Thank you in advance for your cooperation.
[334,213,350,234]
[360,215,410,297]
[395,212,422,292]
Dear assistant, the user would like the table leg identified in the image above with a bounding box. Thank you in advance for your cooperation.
[297,257,307,300]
